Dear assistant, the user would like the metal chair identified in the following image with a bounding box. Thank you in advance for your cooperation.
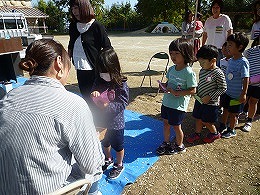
[140,52,169,88]
[48,179,91,195]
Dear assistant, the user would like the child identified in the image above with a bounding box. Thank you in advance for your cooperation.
[156,38,197,155]
[219,32,250,138]
[186,45,227,144]
[250,0,260,40]
[91,48,129,179]
[218,42,233,115]
[220,42,233,75]
[242,35,260,131]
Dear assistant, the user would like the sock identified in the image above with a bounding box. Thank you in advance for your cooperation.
[247,118,252,123]
[108,157,112,161]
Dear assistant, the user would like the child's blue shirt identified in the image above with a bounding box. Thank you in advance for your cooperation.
[226,56,249,99]
[162,65,197,112]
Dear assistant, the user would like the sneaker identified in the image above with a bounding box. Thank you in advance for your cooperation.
[221,128,237,139]
[156,141,171,155]
[238,112,248,121]
[186,133,201,143]
[108,164,124,179]
[167,143,186,154]
[242,122,252,132]
[102,158,113,171]
[217,123,227,134]
[203,133,221,143]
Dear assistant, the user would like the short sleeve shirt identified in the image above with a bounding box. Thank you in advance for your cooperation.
[204,14,233,49]
[162,65,197,111]
[226,57,249,99]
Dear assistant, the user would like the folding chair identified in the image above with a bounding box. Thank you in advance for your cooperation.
[48,179,91,195]
[140,52,169,89]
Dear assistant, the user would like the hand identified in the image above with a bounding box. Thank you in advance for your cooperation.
[201,95,211,104]
[91,91,100,98]
[239,94,247,104]
[167,88,179,96]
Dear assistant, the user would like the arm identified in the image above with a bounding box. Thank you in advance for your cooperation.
[168,87,196,96]
[202,32,207,46]
[106,82,129,114]
[227,29,233,37]
[239,77,249,103]
[68,98,104,175]
[203,70,227,104]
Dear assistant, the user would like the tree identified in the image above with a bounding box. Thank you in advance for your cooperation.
[37,0,67,33]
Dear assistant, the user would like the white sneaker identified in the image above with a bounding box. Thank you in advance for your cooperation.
[242,122,252,132]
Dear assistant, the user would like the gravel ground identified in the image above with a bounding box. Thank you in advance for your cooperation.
[54,33,260,195]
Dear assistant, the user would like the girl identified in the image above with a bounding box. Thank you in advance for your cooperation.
[68,0,112,108]
[156,38,197,155]
[91,48,129,179]
[250,0,260,40]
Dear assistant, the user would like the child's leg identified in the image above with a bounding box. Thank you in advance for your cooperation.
[248,97,259,120]
[221,108,229,125]
[195,119,203,133]
[163,119,171,143]
[229,113,238,130]
[204,122,217,133]
[103,146,112,159]
[115,149,124,166]
[173,124,183,146]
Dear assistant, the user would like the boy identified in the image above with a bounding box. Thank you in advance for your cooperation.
[187,45,227,144]
[242,35,260,131]
[219,32,250,138]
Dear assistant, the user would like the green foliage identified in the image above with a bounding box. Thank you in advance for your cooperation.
[35,0,254,33]
[37,0,67,33]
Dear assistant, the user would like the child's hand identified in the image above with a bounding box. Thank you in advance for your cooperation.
[91,91,100,97]
[201,95,211,104]
[157,80,168,93]
[239,93,247,104]
[167,88,179,96]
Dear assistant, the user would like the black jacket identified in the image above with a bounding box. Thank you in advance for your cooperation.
[68,20,112,69]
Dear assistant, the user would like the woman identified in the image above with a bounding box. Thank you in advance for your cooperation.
[68,0,112,107]
[202,0,233,67]
[251,0,260,40]
[0,39,104,194]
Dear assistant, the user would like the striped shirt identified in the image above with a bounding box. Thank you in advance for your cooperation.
[245,46,260,87]
[197,67,227,106]
[0,76,104,194]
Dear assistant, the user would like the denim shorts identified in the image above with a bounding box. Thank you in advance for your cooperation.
[161,104,186,126]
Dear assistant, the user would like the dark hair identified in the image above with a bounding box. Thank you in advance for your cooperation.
[19,39,71,76]
[196,45,219,60]
[251,35,260,47]
[95,48,127,87]
[184,9,193,23]
[169,38,194,64]
[211,0,224,13]
[227,32,249,52]
[253,0,260,23]
[222,41,227,47]
[69,0,95,22]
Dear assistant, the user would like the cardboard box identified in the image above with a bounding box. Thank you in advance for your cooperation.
[0,37,23,54]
